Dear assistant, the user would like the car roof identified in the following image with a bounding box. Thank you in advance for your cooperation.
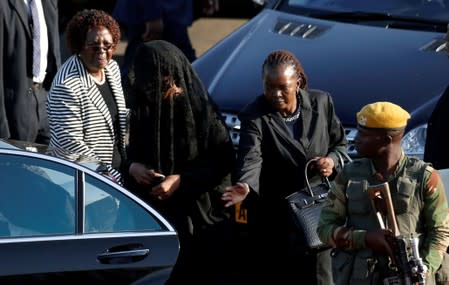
[0,139,104,170]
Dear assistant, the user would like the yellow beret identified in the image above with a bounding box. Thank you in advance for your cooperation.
[356,102,410,129]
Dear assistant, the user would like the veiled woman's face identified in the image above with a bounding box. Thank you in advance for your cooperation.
[162,76,183,99]
[263,64,300,115]
[79,26,115,73]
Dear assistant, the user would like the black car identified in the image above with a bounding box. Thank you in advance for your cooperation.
[0,139,179,284]
[193,0,449,159]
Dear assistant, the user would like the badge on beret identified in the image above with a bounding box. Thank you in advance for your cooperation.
[357,115,367,127]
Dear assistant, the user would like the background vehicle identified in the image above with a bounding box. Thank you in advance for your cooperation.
[193,0,449,159]
[0,139,179,284]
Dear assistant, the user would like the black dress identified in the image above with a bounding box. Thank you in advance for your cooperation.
[124,40,236,285]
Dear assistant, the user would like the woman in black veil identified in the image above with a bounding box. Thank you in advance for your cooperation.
[124,40,235,285]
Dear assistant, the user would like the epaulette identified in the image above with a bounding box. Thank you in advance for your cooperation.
[424,165,434,174]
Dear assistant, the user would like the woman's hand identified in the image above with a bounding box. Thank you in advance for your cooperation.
[221,182,250,208]
[150,174,180,201]
[314,156,335,177]
[129,162,165,185]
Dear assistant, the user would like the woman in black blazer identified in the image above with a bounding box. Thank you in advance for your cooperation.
[222,50,348,285]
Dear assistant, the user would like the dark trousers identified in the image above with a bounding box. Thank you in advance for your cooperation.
[12,84,50,144]
[238,215,334,285]
[165,220,232,285]
[34,85,50,144]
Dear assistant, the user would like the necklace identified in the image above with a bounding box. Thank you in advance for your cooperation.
[284,111,301,123]
[283,101,301,123]
[89,70,106,85]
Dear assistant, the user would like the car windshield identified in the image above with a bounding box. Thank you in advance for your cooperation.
[281,0,449,27]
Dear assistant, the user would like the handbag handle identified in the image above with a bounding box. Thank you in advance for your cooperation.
[336,151,353,169]
[304,158,330,197]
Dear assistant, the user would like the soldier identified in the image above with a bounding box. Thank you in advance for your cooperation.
[317,101,449,285]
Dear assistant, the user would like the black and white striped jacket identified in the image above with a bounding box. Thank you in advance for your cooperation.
[47,55,128,183]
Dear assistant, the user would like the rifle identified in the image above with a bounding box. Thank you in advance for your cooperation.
[367,182,428,285]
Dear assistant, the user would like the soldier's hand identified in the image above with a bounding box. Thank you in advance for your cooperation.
[333,226,353,248]
[365,229,394,259]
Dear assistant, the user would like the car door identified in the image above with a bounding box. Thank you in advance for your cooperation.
[0,151,179,284]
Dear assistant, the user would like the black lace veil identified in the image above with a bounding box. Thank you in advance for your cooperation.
[126,40,228,175]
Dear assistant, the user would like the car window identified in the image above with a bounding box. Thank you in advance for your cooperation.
[0,153,167,238]
[0,154,76,237]
[84,174,164,233]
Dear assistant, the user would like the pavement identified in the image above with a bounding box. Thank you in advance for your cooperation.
[188,17,248,57]
[113,17,248,61]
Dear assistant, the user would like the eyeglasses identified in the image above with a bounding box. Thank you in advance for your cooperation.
[85,43,114,53]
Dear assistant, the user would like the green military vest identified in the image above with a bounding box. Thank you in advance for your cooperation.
[344,156,428,236]
[332,156,429,285]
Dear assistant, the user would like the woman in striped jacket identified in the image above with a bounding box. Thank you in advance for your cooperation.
[47,9,128,184]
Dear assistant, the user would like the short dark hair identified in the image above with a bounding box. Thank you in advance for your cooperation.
[262,50,308,89]
[65,9,121,54]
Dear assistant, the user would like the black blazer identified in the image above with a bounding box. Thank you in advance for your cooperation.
[236,89,347,210]
[0,0,60,140]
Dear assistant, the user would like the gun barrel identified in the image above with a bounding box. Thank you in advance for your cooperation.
[410,237,421,260]
[410,237,428,285]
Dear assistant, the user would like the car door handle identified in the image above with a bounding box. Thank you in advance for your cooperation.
[97,248,150,264]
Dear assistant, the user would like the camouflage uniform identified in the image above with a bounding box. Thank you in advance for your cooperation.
[317,152,449,285]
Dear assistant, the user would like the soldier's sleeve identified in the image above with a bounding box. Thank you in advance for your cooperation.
[421,166,449,274]
[317,172,348,247]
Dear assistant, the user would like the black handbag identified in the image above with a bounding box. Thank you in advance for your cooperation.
[285,158,331,250]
